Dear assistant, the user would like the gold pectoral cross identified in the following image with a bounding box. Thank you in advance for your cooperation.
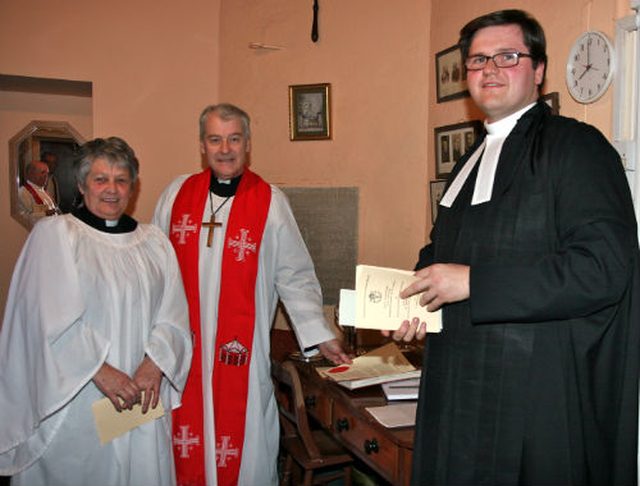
[202,214,222,247]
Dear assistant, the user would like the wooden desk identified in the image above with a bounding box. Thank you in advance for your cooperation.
[274,359,414,486]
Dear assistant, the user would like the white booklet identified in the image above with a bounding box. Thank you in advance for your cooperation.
[340,265,442,332]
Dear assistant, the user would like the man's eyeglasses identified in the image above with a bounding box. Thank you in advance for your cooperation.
[464,51,533,71]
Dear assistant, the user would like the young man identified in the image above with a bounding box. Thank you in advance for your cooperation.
[391,10,639,485]
[153,103,351,486]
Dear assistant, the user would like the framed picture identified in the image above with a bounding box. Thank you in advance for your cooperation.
[289,83,332,141]
[436,45,469,103]
[541,91,560,115]
[434,120,483,179]
[430,180,447,223]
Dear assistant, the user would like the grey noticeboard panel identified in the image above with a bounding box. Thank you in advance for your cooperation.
[280,186,358,305]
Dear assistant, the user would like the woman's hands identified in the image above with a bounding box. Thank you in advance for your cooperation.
[133,356,163,413]
[92,363,141,412]
[93,356,163,413]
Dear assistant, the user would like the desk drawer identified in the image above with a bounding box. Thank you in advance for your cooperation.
[332,401,399,482]
[301,379,332,427]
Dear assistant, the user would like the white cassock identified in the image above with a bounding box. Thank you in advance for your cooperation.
[153,175,336,486]
[0,214,192,486]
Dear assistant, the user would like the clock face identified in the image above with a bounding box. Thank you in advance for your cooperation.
[566,31,615,104]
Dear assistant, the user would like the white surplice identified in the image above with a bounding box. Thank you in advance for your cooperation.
[18,181,58,224]
[0,214,192,486]
[153,175,336,486]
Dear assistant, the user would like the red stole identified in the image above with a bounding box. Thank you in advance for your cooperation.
[169,168,271,486]
[23,183,45,205]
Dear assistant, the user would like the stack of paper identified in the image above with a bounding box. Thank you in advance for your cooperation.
[381,376,421,400]
[317,342,420,390]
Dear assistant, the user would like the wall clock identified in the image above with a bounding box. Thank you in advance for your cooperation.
[565,30,615,104]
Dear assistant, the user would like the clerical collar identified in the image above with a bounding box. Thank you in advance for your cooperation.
[440,103,537,208]
[72,205,138,233]
[26,180,45,190]
[484,102,536,136]
[210,172,242,197]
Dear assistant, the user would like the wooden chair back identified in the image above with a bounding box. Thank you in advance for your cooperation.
[274,360,322,460]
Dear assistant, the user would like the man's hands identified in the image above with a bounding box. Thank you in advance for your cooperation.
[400,263,470,311]
[382,263,470,342]
[93,356,163,413]
[382,316,428,342]
[318,339,354,365]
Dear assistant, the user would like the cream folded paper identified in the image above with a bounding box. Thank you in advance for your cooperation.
[347,264,441,332]
[92,396,165,444]
[366,402,418,428]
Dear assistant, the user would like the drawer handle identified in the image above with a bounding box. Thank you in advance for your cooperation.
[364,438,379,454]
[304,396,316,408]
[336,418,349,432]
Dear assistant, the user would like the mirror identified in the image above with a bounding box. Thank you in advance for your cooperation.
[9,120,86,230]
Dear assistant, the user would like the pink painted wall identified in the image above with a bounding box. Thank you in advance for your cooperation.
[429,0,633,160]
[0,0,633,314]
[218,0,431,270]
[0,92,93,311]
[0,0,221,309]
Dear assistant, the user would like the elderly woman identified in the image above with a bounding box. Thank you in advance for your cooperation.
[0,137,192,485]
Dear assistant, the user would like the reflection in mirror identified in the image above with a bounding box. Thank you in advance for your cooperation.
[9,120,86,230]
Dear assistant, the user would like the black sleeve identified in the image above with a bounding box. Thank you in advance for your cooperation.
[415,243,434,271]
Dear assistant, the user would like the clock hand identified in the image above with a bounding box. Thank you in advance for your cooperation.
[577,65,590,80]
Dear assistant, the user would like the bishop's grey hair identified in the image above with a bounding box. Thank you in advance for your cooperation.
[199,103,251,141]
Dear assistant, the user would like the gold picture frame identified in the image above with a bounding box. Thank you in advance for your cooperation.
[289,83,332,141]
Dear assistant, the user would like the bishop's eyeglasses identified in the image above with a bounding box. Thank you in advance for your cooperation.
[465,51,533,70]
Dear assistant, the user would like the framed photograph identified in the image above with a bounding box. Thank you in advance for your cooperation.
[434,120,483,179]
[430,180,447,223]
[436,45,469,103]
[289,83,332,141]
[541,91,560,115]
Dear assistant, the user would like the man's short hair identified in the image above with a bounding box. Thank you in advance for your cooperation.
[459,9,547,84]
[199,103,251,141]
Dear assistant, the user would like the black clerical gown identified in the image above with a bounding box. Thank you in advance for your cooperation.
[412,101,640,485]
